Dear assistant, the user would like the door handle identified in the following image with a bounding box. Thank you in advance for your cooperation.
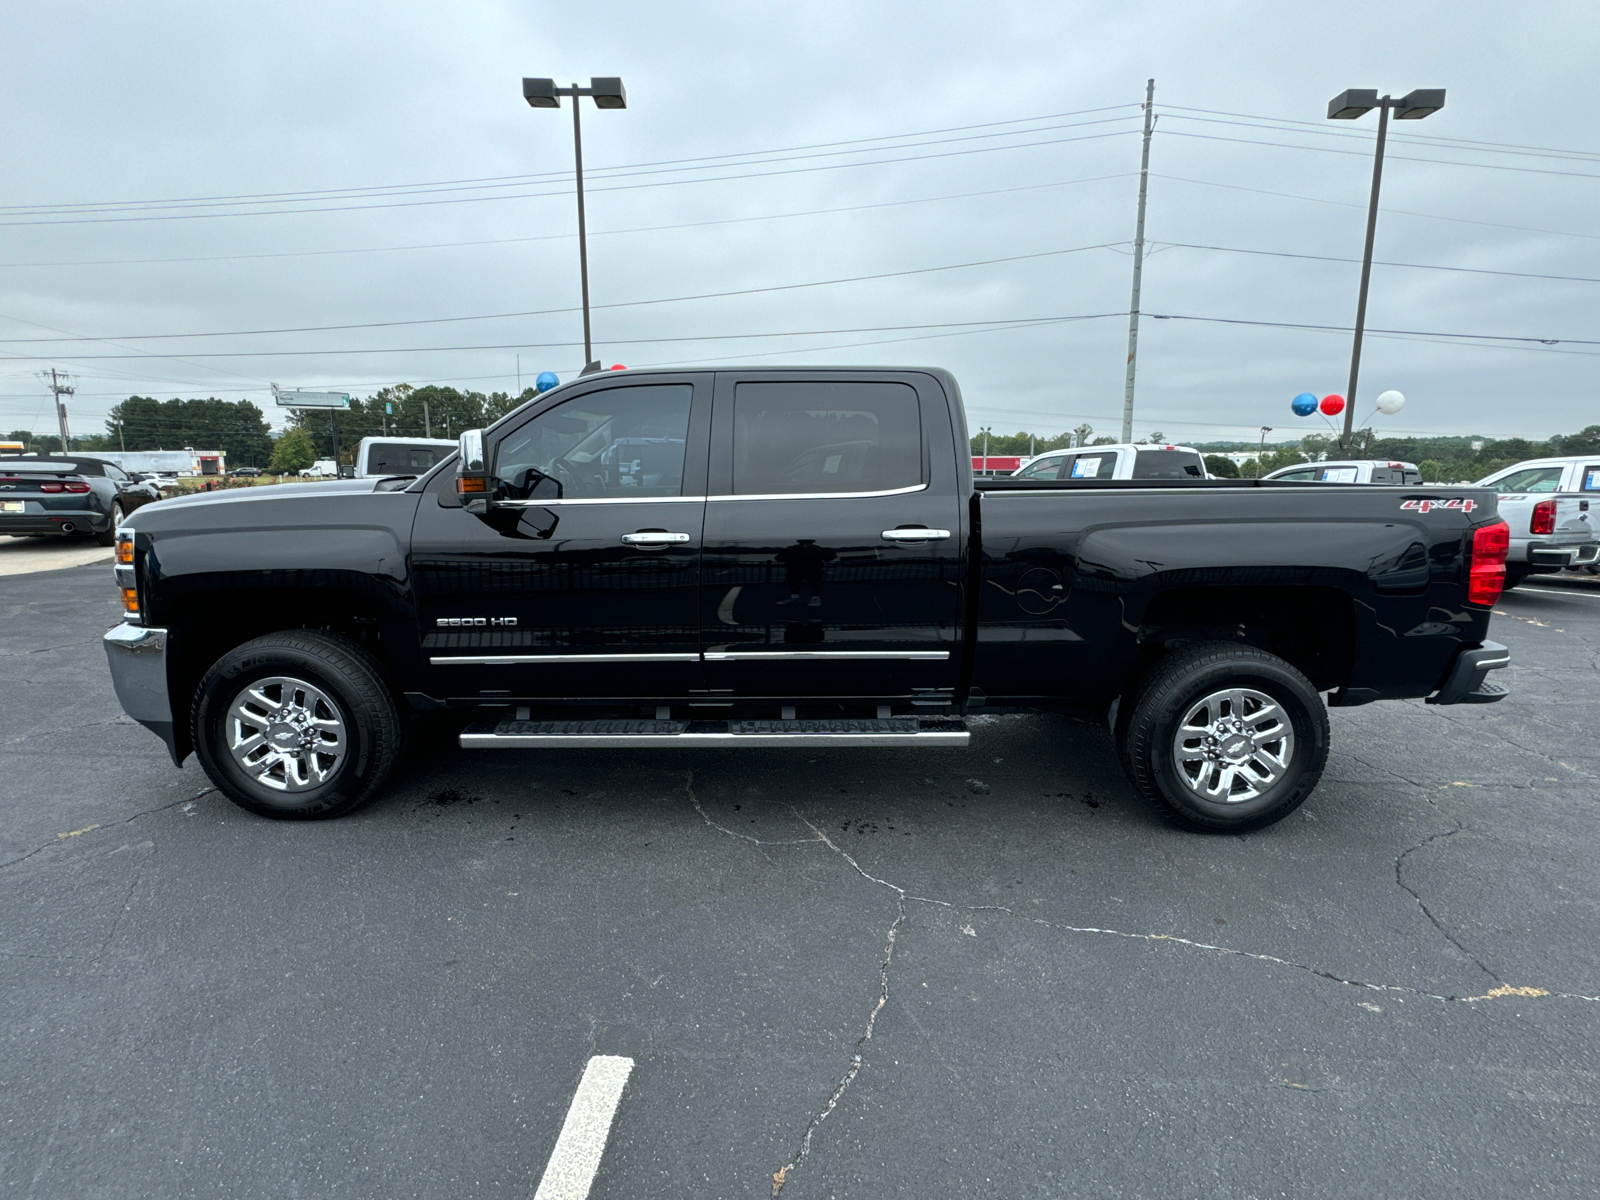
[881,528,951,542]
[621,531,691,545]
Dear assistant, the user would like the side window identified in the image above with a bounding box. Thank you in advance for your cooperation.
[1581,465,1600,491]
[732,381,921,495]
[493,384,692,500]
[1015,455,1069,480]
[103,464,128,483]
[1069,452,1116,479]
[1319,466,1361,483]
[1490,466,1563,493]
[1272,468,1317,483]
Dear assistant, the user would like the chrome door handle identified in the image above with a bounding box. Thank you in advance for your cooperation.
[881,528,951,542]
[621,531,691,545]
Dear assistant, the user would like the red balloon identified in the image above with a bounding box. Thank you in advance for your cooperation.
[609,363,627,371]
[1319,393,1345,416]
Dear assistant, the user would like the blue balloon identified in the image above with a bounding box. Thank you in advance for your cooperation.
[535,371,559,393]
[1291,392,1318,416]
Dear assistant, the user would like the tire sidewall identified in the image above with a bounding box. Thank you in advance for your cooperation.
[1144,658,1327,830]
[195,642,375,818]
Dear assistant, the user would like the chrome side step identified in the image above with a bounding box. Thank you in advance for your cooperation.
[459,716,970,749]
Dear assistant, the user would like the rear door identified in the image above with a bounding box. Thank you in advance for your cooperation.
[699,371,964,699]
[410,374,711,701]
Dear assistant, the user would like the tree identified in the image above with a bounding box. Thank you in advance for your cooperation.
[1090,436,1118,446]
[1204,455,1240,478]
[105,396,274,466]
[270,428,316,473]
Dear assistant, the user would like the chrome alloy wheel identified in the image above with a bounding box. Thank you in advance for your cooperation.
[226,675,347,792]
[1172,687,1295,804]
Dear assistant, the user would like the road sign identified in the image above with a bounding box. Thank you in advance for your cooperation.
[272,384,350,409]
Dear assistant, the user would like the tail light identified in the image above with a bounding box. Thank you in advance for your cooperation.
[39,480,91,493]
[1530,499,1557,535]
[1467,520,1509,606]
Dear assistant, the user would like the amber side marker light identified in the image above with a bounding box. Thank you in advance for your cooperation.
[115,535,134,564]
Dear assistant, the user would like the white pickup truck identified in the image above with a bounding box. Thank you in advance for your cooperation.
[1263,459,1421,485]
[1474,456,1600,587]
[1009,443,1206,481]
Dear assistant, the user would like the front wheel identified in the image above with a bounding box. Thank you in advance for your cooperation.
[192,631,404,819]
[1118,642,1330,832]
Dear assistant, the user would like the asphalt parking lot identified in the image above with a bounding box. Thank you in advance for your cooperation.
[3,548,1598,1199]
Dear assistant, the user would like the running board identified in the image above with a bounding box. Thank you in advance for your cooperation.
[459,716,970,749]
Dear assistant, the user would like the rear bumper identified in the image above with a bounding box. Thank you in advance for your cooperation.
[0,508,107,536]
[1528,540,1600,570]
[1428,640,1510,705]
[104,623,181,764]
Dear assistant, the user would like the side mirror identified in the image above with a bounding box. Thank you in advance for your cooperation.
[457,429,489,514]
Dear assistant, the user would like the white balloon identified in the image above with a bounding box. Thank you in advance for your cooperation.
[1375,389,1405,415]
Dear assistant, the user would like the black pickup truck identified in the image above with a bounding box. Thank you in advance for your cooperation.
[103,367,1512,831]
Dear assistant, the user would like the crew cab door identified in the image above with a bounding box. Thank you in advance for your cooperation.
[699,371,964,700]
[409,375,711,700]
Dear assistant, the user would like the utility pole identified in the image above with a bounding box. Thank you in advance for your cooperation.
[43,368,74,454]
[116,418,125,451]
[1121,78,1156,445]
[423,400,431,439]
[1257,426,1273,477]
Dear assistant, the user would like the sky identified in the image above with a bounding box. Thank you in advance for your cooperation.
[2,0,1598,447]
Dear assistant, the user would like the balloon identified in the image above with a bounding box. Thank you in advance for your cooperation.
[1375,389,1405,415]
[1319,394,1345,417]
[609,364,627,371]
[1291,392,1318,416]
[535,371,559,393]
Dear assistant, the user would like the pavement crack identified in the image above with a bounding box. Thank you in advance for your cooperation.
[0,786,216,873]
[99,865,144,956]
[772,889,904,1198]
[1395,822,1501,983]
[682,770,825,847]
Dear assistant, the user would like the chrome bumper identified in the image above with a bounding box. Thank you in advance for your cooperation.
[104,622,181,763]
[1529,541,1600,568]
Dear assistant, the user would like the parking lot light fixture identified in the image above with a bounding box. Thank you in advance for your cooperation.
[522,75,628,374]
[1327,86,1445,453]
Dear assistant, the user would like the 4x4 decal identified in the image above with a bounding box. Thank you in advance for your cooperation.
[1401,498,1476,514]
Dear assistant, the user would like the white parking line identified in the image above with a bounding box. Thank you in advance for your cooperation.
[1517,586,1600,600]
[533,1055,635,1200]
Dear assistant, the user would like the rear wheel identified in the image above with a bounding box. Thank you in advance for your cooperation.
[192,631,403,819]
[94,501,123,547]
[1118,642,1329,832]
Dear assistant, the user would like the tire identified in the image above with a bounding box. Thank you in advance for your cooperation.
[94,502,123,547]
[1118,642,1330,833]
[191,631,403,820]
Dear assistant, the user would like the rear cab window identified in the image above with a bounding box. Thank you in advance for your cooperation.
[731,381,921,495]
[1489,466,1564,493]
[1131,449,1203,479]
[1070,451,1118,479]
[1580,465,1600,491]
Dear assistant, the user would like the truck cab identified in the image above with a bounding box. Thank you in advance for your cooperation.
[1009,443,1207,481]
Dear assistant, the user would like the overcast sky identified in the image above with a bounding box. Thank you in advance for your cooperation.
[2,0,1597,446]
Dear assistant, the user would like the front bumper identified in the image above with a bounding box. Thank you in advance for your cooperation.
[1428,640,1510,705]
[104,623,181,764]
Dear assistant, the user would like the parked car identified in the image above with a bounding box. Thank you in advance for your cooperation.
[1010,443,1207,480]
[229,466,262,478]
[0,455,160,545]
[299,459,340,479]
[1472,457,1600,586]
[104,366,1511,832]
[1262,460,1421,485]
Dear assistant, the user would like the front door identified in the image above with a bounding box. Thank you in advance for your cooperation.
[699,372,964,700]
[410,375,711,702]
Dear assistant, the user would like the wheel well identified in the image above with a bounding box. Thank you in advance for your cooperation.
[1135,586,1355,693]
[165,585,403,762]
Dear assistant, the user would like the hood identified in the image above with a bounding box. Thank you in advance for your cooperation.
[152,478,387,509]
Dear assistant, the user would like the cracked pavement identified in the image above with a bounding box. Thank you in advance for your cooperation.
[3,564,1599,1198]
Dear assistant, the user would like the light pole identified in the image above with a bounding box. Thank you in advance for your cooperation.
[1326,87,1445,453]
[1257,426,1272,476]
[523,76,627,376]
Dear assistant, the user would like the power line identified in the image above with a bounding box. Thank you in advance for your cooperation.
[0,242,1125,346]
[1153,240,1600,285]
[0,103,1141,215]
[0,127,1142,227]
[0,172,1137,270]
[1153,173,1600,243]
